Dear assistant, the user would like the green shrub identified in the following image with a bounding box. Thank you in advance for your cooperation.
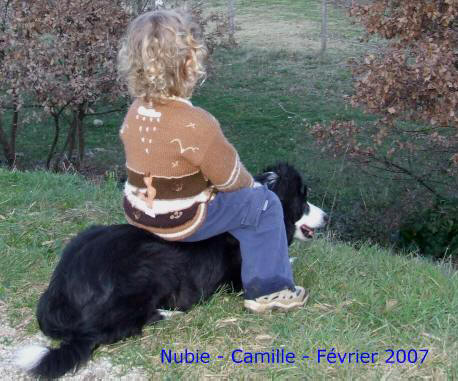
[399,199,458,260]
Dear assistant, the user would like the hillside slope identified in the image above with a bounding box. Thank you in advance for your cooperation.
[0,170,457,379]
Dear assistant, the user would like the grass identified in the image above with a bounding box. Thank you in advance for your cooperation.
[0,168,457,379]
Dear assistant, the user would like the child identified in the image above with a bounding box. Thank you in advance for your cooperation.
[117,9,307,313]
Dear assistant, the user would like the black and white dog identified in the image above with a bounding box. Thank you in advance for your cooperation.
[15,163,327,379]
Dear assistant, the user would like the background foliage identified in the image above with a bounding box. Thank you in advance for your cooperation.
[311,0,458,259]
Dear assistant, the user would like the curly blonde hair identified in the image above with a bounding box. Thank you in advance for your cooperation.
[117,9,207,102]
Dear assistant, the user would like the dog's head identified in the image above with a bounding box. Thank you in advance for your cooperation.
[256,163,328,244]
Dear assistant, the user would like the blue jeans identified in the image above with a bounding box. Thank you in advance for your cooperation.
[181,185,295,299]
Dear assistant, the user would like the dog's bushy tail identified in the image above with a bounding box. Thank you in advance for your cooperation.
[15,337,95,379]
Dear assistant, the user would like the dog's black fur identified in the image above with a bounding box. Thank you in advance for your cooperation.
[30,163,309,378]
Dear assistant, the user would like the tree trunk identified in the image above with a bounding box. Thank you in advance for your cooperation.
[320,0,328,60]
[75,103,86,171]
[228,0,236,45]
[11,96,19,162]
[66,121,77,160]
[0,115,15,167]
[76,119,84,171]
[53,114,78,171]
[51,104,86,172]
[0,95,20,168]
[47,114,60,170]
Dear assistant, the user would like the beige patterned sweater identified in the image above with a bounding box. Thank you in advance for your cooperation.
[120,97,254,240]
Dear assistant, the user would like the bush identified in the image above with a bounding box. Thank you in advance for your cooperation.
[399,199,458,260]
[0,0,130,170]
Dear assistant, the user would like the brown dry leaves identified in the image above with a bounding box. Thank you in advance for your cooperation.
[0,0,130,113]
[312,0,458,195]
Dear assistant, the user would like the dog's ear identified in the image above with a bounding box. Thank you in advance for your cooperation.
[256,171,279,190]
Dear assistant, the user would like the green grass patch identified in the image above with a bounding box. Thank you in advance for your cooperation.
[0,169,123,322]
[1,168,457,379]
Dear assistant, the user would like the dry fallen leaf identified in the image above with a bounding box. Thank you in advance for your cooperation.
[255,334,274,345]
[385,299,398,312]
[216,318,238,328]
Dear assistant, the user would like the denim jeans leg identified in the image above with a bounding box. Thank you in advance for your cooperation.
[181,186,295,299]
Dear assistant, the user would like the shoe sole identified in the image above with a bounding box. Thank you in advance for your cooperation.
[244,292,309,314]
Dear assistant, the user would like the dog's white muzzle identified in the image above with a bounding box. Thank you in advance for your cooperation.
[294,202,328,241]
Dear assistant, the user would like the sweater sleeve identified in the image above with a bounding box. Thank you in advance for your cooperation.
[199,126,254,191]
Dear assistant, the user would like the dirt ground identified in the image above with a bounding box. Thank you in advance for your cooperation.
[0,301,148,380]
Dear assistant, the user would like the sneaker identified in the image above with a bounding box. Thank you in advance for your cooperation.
[244,286,309,313]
